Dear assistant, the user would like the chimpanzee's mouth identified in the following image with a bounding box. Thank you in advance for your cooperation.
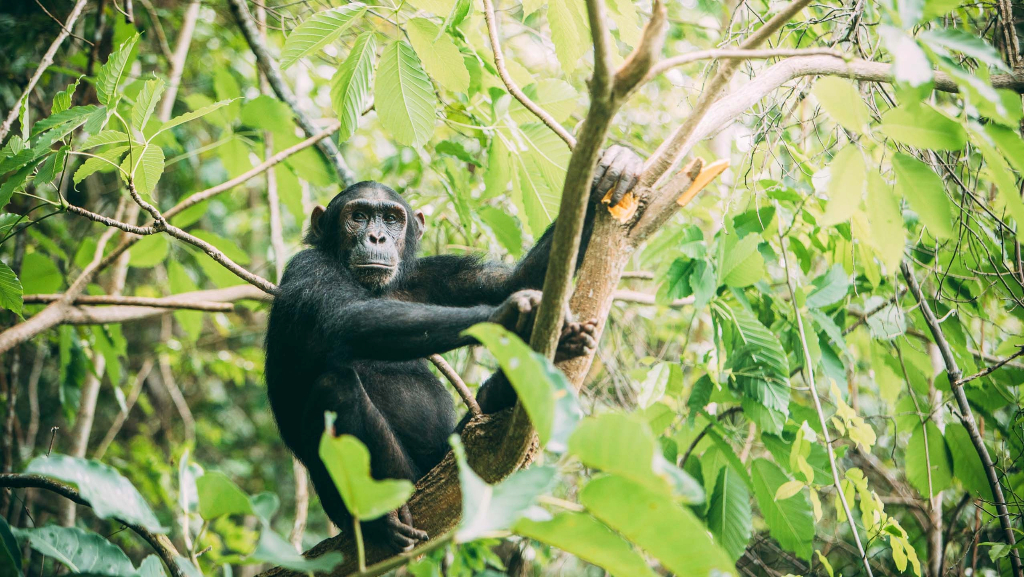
[352,262,395,270]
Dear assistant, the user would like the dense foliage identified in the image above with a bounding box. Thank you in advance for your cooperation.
[1,0,1023,576]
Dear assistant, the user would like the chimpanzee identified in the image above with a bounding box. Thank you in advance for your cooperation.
[264,146,643,551]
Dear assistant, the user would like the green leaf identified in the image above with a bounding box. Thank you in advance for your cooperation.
[197,471,255,519]
[240,95,293,133]
[892,153,955,240]
[923,0,961,19]
[51,77,81,115]
[14,526,134,576]
[280,3,367,69]
[865,171,905,270]
[985,124,1024,174]
[510,80,578,124]
[450,436,556,542]
[34,145,69,184]
[548,0,589,73]
[250,526,344,572]
[408,0,456,14]
[0,504,20,576]
[132,78,165,132]
[820,145,866,226]
[96,34,139,108]
[0,163,36,208]
[944,423,993,500]
[128,234,169,268]
[19,252,63,294]
[464,323,581,451]
[605,0,642,46]
[968,124,1024,241]
[812,77,872,133]
[906,421,953,498]
[717,303,790,431]
[125,143,165,195]
[569,412,703,502]
[406,19,470,93]
[24,454,166,532]
[719,234,765,288]
[707,466,753,561]
[138,555,167,577]
[189,230,251,265]
[880,26,933,87]
[330,32,376,142]
[478,205,522,257]
[374,41,436,147]
[74,145,129,183]
[580,474,736,576]
[806,264,849,309]
[320,419,414,520]
[509,123,571,236]
[30,105,99,137]
[515,512,658,577]
[919,29,1009,71]
[158,100,234,134]
[751,459,814,560]
[879,105,967,151]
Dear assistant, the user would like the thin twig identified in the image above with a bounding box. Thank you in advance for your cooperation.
[956,347,1024,386]
[900,260,1022,577]
[780,232,873,577]
[0,0,90,143]
[22,294,235,312]
[429,354,481,417]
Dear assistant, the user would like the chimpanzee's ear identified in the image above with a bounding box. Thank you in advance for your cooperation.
[310,205,327,238]
[414,210,426,240]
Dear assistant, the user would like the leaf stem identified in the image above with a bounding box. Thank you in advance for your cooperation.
[354,517,366,573]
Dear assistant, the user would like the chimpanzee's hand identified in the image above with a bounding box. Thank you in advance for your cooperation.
[489,290,543,337]
[378,504,428,552]
[555,318,598,362]
[591,145,644,207]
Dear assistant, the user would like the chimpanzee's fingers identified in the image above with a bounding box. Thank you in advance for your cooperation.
[516,311,529,334]
[608,171,639,208]
[389,532,417,551]
[399,505,414,527]
[596,148,626,200]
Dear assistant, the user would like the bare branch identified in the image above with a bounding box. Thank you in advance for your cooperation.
[0,0,89,143]
[429,354,481,418]
[61,285,270,325]
[482,0,576,149]
[23,294,236,312]
[645,47,844,83]
[65,203,158,235]
[901,261,1022,577]
[157,0,201,122]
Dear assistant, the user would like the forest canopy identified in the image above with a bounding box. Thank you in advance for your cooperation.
[1,0,1024,576]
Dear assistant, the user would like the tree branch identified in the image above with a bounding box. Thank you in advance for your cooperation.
[0,0,90,143]
[226,0,355,186]
[900,260,1022,577]
[429,355,481,418]
[22,294,237,312]
[0,473,185,577]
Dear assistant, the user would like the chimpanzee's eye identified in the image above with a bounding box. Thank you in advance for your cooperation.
[384,214,398,224]
[353,211,367,222]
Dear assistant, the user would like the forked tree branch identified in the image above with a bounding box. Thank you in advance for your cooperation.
[900,261,1022,577]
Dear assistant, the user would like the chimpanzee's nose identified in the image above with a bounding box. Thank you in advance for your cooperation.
[368,231,385,244]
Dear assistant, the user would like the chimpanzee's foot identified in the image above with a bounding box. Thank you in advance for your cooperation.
[555,319,598,362]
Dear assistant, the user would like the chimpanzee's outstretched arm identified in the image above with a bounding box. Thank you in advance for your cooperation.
[410,145,643,306]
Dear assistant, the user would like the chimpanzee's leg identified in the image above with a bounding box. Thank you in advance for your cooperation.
[298,370,428,551]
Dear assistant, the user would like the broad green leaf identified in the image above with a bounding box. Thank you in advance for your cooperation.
[510,80,578,124]
[128,234,169,268]
[806,264,849,309]
[944,423,993,500]
[131,78,165,132]
[24,454,166,532]
[720,234,765,288]
[138,555,167,577]
[74,146,129,183]
[478,205,522,257]
[197,471,254,519]
[250,526,344,572]
[14,526,134,576]
[812,77,871,133]
[216,135,252,179]
[406,19,470,93]
[707,466,753,561]
[485,134,511,198]
[451,436,556,542]
[509,123,571,235]
[879,26,933,87]
[375,41,436,147]
[716,302,790,431]
[95,34,139,107]
[865,171,905,270]
[515,512,657,577]
[580,474,736,576]
[906,421,953,498]
[879,105,967,151]
[569,412,703,502]
[125,143,165,195]
[280,3,368,69]
[330,32,376,142]
[0,163,34,207]
[190,230,251,264]
[464,323,581,450]
[19,252,63,294]
[920,29,1009,70]
[158,100,234,134]
[34,145,68,184]
[892,153,955,240]
[986,123,1024,174]
[968,124,1024,241]
[30,105,100,137]
[605,0,642,46]
[548,0,589,73]
[51,77,80,115]
[821,145,866,225]
[407,0,456,14]
[0,261,19,315]
[751,459,814,560]
[240,95,293,133]
[320,421,414,520]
